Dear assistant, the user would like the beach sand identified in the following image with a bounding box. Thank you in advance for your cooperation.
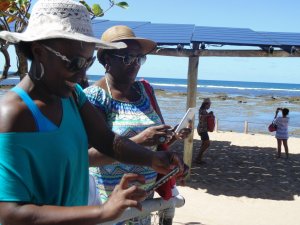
[171,131,300,225]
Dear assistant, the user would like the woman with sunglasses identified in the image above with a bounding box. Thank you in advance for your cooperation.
[84,25,191,225]
[0,1,186,225]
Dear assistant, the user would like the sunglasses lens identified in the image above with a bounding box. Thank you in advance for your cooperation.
[111,54,146,66]
[86,56,96,69]
[66,57,85,72]
[67,57,95,72]
[125,55,146,66]
[124,56,133,65]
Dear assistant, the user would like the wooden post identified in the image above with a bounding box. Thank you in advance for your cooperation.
[184,45,199,180]
[244,121,248,134]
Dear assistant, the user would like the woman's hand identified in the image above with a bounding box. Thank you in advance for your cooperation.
[174,127,192,140]
[275,108,281,118]
[0,174,145,225]
[132,124,173,146]
[151,151,185,175]
[101,174,147,221]
[173,120,192,140]
[151,151,190,184]
[176,163,190,185]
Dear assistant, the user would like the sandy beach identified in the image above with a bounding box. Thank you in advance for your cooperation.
[171,130,300,225]
[1,82,300,225]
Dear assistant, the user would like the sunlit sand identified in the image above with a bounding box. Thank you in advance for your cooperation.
[171,131,300,225]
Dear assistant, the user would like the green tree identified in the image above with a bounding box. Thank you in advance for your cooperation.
[0,0,128,80]
[0,0,31,79]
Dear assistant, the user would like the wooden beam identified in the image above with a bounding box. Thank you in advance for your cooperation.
[150,48,300,57]
[183,55,199,179]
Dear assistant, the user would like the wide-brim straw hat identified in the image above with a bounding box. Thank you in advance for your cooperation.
[0,0,126,50]
[98,25,157,65]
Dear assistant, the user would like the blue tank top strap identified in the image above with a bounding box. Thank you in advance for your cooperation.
[11,86,58,132]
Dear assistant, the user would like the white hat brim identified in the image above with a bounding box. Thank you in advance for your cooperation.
[0,30,126,49]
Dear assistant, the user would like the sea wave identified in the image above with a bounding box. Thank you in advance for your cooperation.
[203,85,300,92]
[151,83,300,92]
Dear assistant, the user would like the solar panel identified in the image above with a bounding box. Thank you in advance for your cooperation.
[258,31,300,47]
[92,20,194,46]
[192,26,279,47]
[92,20,150,39]
[5,19,300,50]
[133,23,195,46]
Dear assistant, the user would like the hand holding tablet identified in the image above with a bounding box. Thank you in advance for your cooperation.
[145,167,180,194]
[175,108,196,133]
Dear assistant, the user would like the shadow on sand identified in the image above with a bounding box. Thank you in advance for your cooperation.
[172,139,300,201]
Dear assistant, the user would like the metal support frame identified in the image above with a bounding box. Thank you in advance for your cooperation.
[99,195,185,225]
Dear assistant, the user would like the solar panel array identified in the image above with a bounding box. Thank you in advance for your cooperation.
[6,20,300,49]
[133,23,194,45]
[258,31,300,47]
[92,20,150,39]
[92,20,194,46]
[92,20,300,50]
[192,26,279,47]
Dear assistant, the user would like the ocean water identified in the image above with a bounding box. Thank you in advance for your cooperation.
[88,75,300,137]
[91,75,300,97]
[1,75,300,137]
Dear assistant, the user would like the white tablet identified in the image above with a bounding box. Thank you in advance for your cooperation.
[175,107,196,133]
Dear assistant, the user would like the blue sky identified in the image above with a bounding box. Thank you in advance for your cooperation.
[1,0,300,83]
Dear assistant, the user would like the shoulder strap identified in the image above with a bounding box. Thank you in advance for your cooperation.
[11,86,42,131]
[140,79,165,124]
[11,86,57,131]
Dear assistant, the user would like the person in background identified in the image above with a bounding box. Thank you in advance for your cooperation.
[84,25,191,225]
[195,98,213,164]
[274,107,290,159]
[0,1,185,225]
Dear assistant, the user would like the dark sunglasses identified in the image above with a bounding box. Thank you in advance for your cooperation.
[110,53,147,66]
[42,44,96,73]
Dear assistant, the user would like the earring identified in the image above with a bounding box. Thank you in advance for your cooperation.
[33,62,44,80]
[105,64,111,72]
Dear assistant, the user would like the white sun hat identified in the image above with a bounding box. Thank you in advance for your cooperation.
[0,0,126,49]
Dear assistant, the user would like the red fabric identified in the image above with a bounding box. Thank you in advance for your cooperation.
[140,79,176,200]
[140,79,157,111]
[207,115,215,132]
[268,123,277,132]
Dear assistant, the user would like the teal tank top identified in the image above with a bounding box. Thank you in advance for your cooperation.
[11,86,58,131]
[0,85,88,206]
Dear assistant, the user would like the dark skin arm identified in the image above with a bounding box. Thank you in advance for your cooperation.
[0,91,174,225]
[0,174,146,225]
[89,124,178,166]
[275,108,281,118]
[88,125,191,167]
[87,105,190,167]
[81,100,184,174]
[87,103,190,184]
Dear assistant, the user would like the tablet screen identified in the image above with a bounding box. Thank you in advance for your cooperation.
[175,108,196,133]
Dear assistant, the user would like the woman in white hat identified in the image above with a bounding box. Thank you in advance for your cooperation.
[0,1,186,224]
[84,25,191,225]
